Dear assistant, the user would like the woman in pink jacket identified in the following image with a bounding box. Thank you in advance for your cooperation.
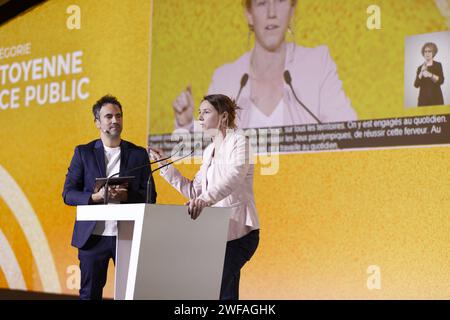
[150,94,260,300]
[173,0,356,131]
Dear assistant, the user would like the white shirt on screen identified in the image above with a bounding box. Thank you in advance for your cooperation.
[92,145,120,236]
[246,99,285,129]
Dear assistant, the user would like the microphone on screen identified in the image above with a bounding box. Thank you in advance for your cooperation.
[283,70,322,124]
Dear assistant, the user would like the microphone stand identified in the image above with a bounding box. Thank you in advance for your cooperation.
[145,147,197,204]
[102,147,185,204]
[283,70,322,124]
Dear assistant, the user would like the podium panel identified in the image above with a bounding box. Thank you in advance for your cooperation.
[77,204,231,300]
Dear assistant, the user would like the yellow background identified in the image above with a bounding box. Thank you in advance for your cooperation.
[0,0,152,296]
[0,0,449,299]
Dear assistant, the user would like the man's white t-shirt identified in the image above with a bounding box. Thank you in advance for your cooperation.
[92,145,120,236]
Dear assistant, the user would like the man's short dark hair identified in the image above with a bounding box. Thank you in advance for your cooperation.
[92,95,123,120]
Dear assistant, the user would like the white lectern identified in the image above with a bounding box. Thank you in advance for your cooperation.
[76,204,231,300]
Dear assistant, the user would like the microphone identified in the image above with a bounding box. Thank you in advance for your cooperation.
[145,143,200,204]
[283,70,322,124]
[149,148,180,165]
[102,143,187,204]
[235,73,249,102]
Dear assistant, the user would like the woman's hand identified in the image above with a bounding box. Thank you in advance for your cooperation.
[422,70,432,78]
[419,64,427,79]
[91,186,105,203]
[185,198,209,220]
[148,147,168,167]
[421,63,427,72]
[173,85,194,128]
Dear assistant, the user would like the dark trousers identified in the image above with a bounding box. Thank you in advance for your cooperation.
[219,229,259,300]
[78,235,116,300]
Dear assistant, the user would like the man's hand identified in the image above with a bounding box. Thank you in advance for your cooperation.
[91,187,105,203]
[90,185,128,203]
[109,184,128,202]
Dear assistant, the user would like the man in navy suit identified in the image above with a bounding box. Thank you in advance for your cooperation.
[62,94,156,300]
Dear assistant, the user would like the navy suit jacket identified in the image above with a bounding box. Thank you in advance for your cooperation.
[62,139,157,249]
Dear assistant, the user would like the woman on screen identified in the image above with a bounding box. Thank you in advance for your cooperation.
[173,0,357,131]
[414,42,445,107]
[150,94,260,300]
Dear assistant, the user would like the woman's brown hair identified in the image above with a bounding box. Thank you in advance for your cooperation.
[202,94,240,129]
[243,0,298,10]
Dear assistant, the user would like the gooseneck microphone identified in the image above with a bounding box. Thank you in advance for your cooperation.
[146,143,200,204]
[283,70,322,124]
[235,73,249,102]
[102,144,187,204]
